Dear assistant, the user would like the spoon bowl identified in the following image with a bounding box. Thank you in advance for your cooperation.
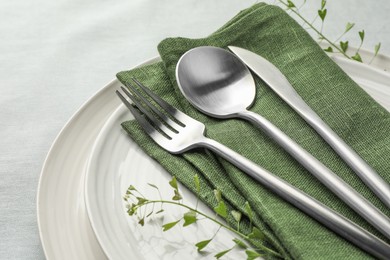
[176,46,255,118]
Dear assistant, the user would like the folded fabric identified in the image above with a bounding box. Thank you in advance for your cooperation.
[117,3,390,259]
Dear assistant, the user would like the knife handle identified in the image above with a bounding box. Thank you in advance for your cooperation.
[286,90,390,210]
[238,110,390,240]
[200,137,390,260]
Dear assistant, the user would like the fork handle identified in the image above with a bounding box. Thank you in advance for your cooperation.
[199,137,390,259]
[237,110,390,240]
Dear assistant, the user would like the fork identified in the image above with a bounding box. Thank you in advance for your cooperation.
[116,79,390,259]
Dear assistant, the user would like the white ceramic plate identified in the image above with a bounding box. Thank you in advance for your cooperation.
[36,78,119,260]
[37,57,155,260]
[37,52,390,259]
[85,54,390,259]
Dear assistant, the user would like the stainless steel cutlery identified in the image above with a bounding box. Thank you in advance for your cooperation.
[116,78,390,259]
[229,45,390,210]
[175,46,390,241]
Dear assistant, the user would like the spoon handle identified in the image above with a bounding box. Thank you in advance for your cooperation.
[200,137,390,260]
[229,46,390,209]
[238,110,390,240]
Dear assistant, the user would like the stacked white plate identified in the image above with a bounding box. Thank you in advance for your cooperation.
[37,49,390,259]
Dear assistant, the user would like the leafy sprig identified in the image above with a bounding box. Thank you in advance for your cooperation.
[124,175,282,259]
[277,0,381,63]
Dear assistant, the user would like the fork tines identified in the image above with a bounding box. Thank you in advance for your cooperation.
[115,78,184,139]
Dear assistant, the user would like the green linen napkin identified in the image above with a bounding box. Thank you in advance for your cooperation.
[117,3,390,259]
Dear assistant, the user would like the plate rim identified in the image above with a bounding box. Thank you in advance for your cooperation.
[36,57,159,259]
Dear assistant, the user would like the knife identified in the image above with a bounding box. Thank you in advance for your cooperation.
[228,45,390,209]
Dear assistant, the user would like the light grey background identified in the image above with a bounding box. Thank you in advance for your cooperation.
[1,0,389,258]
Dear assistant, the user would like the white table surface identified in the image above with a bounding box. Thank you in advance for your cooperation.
[1,0,389,259]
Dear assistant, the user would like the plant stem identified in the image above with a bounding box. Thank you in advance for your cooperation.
[133,200,282,258]
[277,0,350,59]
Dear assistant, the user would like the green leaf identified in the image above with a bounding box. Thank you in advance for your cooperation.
[136,197,148,205]
[214,201,227,218]
[127,207,136,216]
[138,218,145,226]
[359,30,365,42]
[147,183,159,190]
[287,0,295,8]
[162,220,180,231]
[169,176,178,190]
[375,42,381,56]
[233,238,248,249]
[340,41,349,53]
[318,9,327,21]
[215,248,232,259]
[128,185,136,191]
[324,46,333,52]
[214,189,222,202]
[183,210,197,227]
[195,239,212,252]
[146,211,153,217]
[155,209,164,214]
[231,210,242,223]
[245,250,262,260]
[352,52,363,62]
[248,227,265,240]
[194,174,200,193]
[321,0,327,10]
[344,22,355,33]
[244,201,253,222]
[172,189,182,201]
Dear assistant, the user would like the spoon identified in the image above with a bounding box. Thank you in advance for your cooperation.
[176,46,390,240]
